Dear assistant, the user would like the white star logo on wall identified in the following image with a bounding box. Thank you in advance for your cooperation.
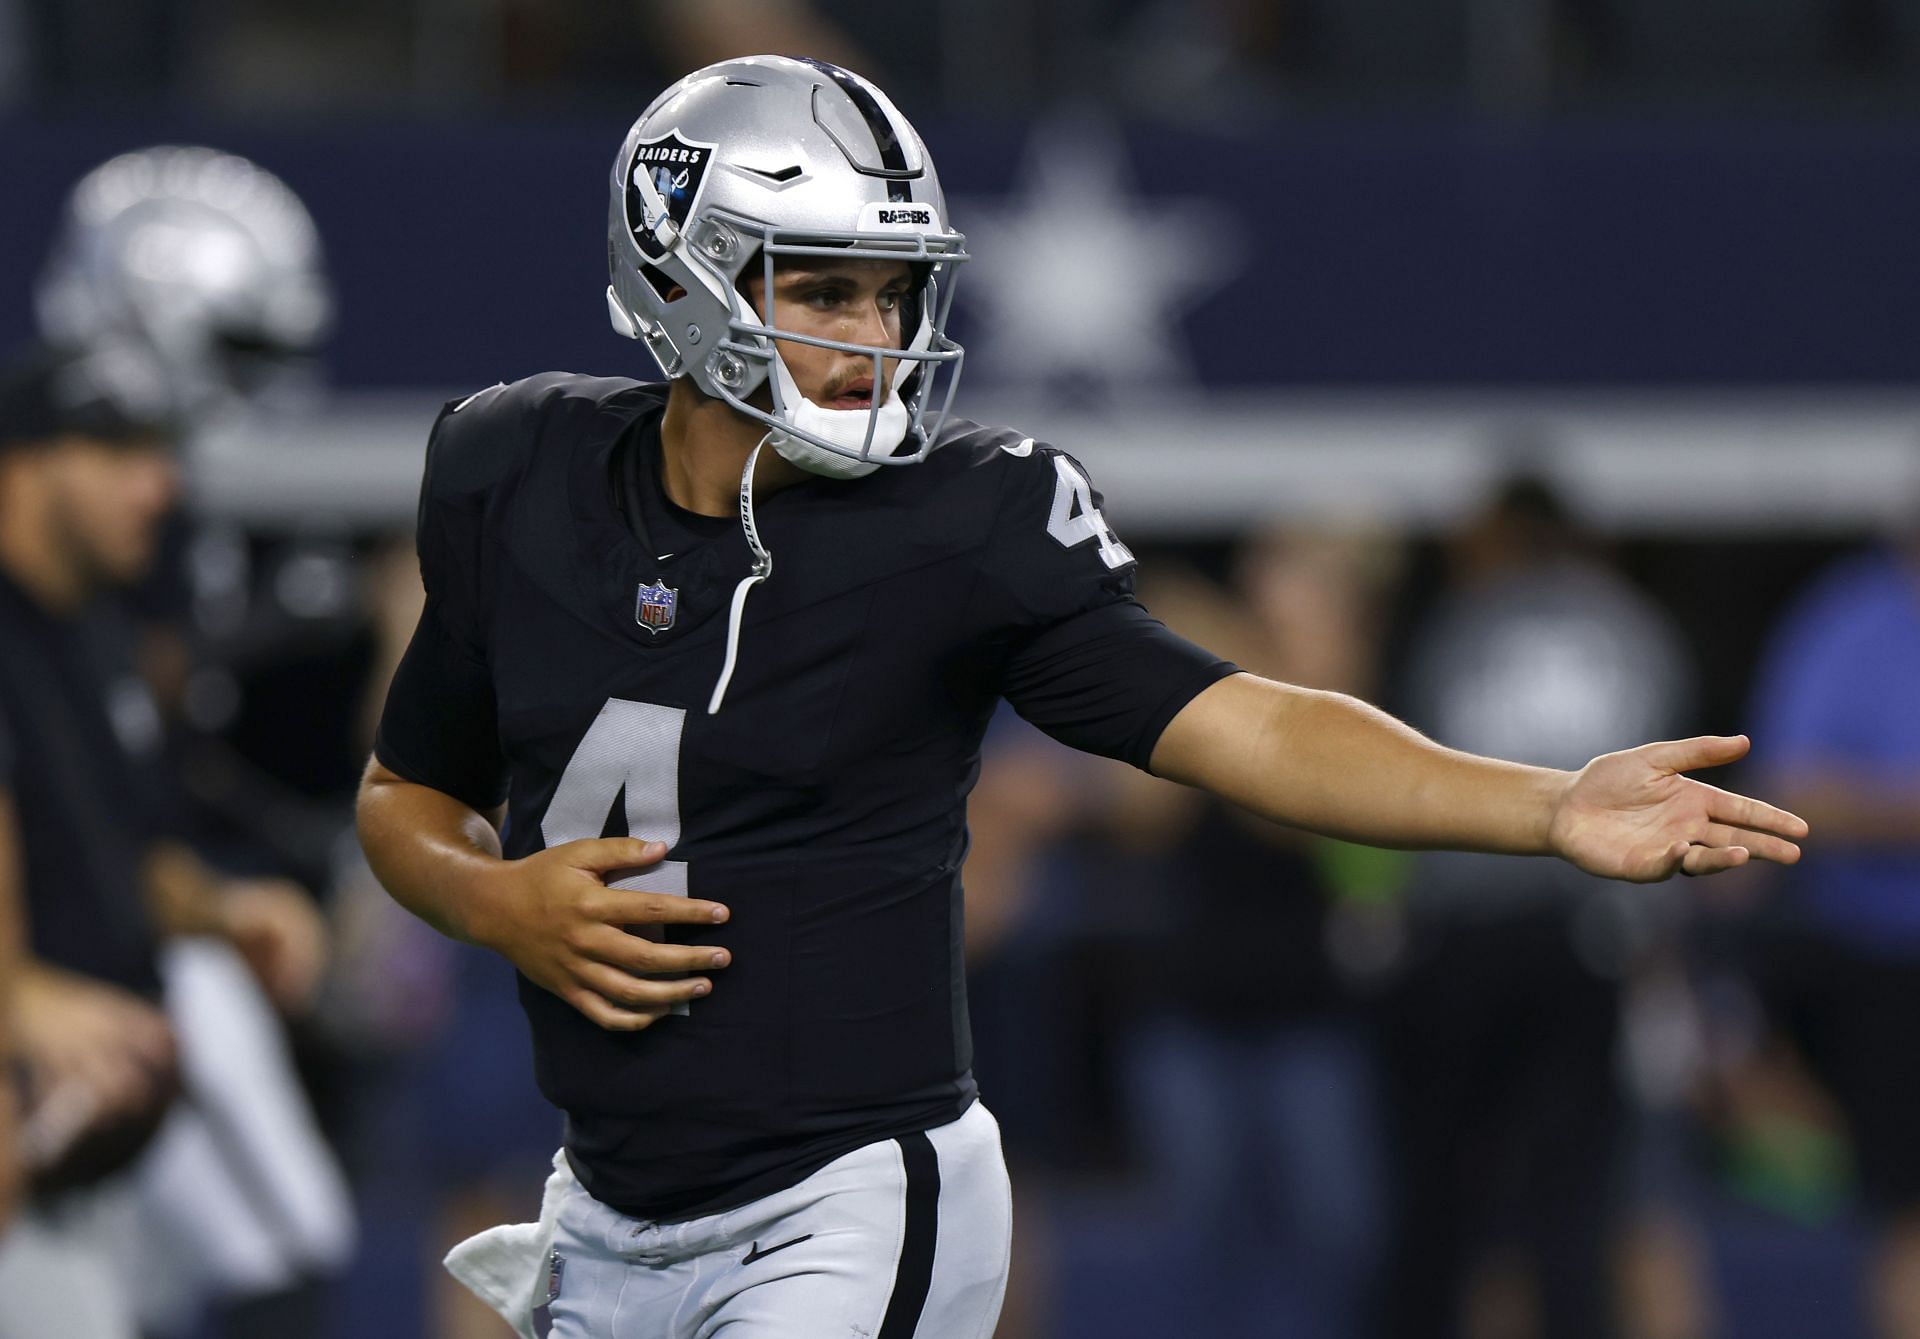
[958,118,1244,404]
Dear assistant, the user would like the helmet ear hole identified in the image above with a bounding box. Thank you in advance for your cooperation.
[639,262,677,301]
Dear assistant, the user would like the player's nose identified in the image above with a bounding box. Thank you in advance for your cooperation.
[841,295,894,346]
[843,314,886,351]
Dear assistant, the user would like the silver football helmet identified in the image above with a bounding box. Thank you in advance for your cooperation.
[35,146,334,425]
[606,55,967,478]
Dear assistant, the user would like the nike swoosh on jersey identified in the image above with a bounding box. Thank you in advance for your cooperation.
[999,437,1034,457]
[742,1234,814,1265]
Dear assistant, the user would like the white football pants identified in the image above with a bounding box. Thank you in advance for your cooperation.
[449,1101,1011,1339]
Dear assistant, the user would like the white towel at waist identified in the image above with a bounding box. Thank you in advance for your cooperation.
[444,1148,578,1339]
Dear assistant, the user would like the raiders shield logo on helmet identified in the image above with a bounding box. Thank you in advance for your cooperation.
[624,131,717,260]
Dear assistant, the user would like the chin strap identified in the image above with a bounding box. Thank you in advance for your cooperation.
[707,435,774,715]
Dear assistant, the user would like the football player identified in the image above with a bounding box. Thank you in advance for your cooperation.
[30,147,352,1335]
[357,54,1808,1339]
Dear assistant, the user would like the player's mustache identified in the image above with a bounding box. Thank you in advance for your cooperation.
[820,361,897,403]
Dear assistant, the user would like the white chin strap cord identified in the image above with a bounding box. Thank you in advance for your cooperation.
[707,434,774,714]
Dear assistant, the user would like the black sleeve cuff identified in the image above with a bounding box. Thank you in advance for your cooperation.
[1001,599,1238,769]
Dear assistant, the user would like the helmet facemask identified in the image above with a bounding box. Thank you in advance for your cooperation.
[721,222,963,480]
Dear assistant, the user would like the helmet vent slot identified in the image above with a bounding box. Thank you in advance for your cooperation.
[745,164,802,182]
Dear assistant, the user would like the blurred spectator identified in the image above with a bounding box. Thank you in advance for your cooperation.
[8,0,1920,116]
[1598,0,1870,98]
[1744,490,1920,1339]
[0,343,189,1338]
[0,807,20,1239]
[647,0,876,80]
[0,341,344,1338]
[8,0,181,104]
[1380,472,1692,1339]
[163,0,881,112]
[0,0,26,106]
[1112,0,1306,117]
[29,145,355,1338]
[957,713,1095,1339]
[1093,528,1402,1339]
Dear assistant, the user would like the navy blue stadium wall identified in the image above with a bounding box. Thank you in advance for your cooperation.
[1,117,1918,389]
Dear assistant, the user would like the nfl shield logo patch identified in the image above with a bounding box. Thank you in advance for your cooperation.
[635,579,678,634]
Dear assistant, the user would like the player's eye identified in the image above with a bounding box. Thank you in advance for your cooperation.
[877,287,908,312]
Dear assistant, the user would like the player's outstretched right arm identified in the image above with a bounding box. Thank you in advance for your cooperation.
[356,762,731,1032]
[1149,674,1805,883]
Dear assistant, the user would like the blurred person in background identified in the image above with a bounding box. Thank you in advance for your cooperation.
[1743,472,1920,1339]
[31,147,351,1339]
[0,343,193,1339]
[1087,528,1401,1339]
[0,805,20,1241]
[38,142,570,1339]
[1380,472,1695,1339]
[951,711,1094,1339]
[359,54,1806,1339]
[34,143,344,889]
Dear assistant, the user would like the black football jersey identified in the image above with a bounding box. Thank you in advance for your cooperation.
[0,572,164,996]
[374,374,1235,1221]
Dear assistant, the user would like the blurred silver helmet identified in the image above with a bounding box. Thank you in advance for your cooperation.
[35,146,334,424]
[606,55,967,479]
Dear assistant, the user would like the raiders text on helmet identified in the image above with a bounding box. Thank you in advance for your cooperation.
[605,55,968,479]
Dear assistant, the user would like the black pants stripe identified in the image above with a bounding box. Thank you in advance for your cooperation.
[877,1131,942,1339]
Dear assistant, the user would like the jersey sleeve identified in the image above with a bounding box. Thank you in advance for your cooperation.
[975,444,1237,770]
[372,386,519,811]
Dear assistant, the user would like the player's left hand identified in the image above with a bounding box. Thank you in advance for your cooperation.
[217,879,330,1014]
[1548,735,1808,883]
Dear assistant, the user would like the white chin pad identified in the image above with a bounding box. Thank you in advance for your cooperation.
[767,354,910,480]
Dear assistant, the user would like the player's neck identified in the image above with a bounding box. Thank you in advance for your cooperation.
[660,384,807,517]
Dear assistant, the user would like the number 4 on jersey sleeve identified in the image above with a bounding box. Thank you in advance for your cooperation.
[1044,455,1134,571]
[977,440,1139,634]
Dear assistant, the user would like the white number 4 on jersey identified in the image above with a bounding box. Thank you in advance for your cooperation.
[1045,455,1134,570]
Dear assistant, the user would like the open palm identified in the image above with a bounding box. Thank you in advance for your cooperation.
[1548,735,1808,883]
